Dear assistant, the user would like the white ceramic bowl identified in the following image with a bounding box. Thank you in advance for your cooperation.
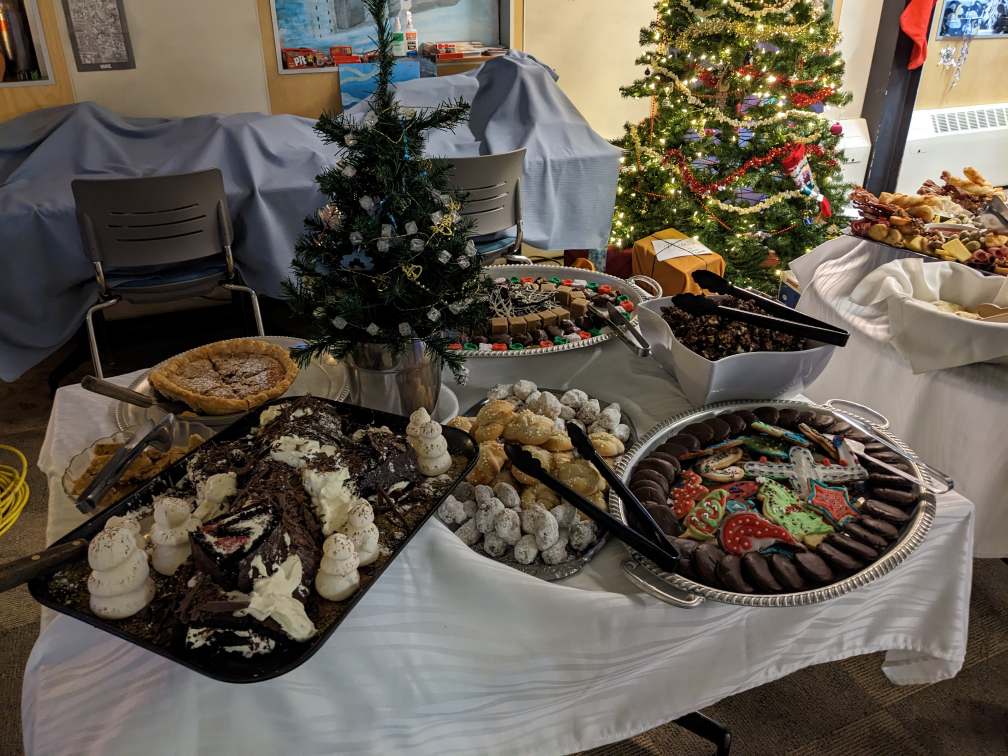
[637,296,837,406]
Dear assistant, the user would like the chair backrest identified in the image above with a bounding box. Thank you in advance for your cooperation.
[444,149,525,238]
[71,169,233,270]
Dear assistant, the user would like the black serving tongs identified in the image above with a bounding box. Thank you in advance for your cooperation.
[505,431,680,573]
[672,292,850,347]
[587,301,652,358]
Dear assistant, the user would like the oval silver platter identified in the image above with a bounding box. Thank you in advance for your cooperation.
[115,336,349,432]
[453,389,639,580]
[609,398,937,607]
[462,264,652,358]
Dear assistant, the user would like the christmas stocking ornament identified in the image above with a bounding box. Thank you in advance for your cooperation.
[780,145,831,220]
[900,0,938,70]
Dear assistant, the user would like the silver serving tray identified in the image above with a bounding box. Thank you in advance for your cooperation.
[463,264,658,358]
[452,388,639,580]
[115,336,349,431]
[609,399,936,607]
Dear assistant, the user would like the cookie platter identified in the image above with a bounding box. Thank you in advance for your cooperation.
[437,381,636,580]
[116,336,349,431]
[30,397,476,682]
[450,265,657,358]
[610,399,935,607]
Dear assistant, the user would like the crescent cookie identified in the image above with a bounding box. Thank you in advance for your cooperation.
[589,431,624,458]
[543,433,574,452]
[555,459,605,496]
[466,441,506,485]
[445,416,475,433]
[502,410,555,446]
[472,422,505,443]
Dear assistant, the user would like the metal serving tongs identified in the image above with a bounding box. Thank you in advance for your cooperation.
[587,301,652,358]
[504,427,680,574]
[81,374,190,414]
[76,415,177,514]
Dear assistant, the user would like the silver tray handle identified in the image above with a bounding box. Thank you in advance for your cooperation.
[622,558,704,607]
[626,274,663,301]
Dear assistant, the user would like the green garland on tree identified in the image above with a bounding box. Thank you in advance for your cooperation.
[284,0,490,379]
[611,0,852,291]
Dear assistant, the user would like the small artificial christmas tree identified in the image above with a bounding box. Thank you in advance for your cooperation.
[610,0,852,291]
[285,0,489,379]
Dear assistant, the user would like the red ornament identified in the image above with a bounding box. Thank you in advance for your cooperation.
[830,122,843,136]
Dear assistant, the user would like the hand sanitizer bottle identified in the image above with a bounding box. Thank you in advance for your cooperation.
[392,14,407,57]
[405,11,418,56]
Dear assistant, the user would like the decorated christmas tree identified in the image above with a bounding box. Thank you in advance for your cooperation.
[285,0,489,379]
[610,0,852,291]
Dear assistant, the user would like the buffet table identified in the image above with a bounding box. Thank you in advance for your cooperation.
[793,237,1008,558]
[24,342,975,756]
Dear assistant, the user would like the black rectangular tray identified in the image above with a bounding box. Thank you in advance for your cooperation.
[29,398,477,683]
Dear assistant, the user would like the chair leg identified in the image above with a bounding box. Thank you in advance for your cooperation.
[675,711,732,756]
[85,298,120,379]
[224,283,265,336]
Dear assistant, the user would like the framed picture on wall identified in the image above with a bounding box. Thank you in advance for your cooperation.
[61,0,135,72]
[937,0,1008,38]
[0,0,55,85]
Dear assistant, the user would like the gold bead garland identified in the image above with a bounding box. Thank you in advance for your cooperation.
[676,0,802,18]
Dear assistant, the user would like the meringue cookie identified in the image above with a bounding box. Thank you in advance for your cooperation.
[406,407,432,440]
[150,496,199,576]
[105,515,145,550]
[513,534,540,564]
[411,419,453,476]
[315,533,361,601]
[340,502,380,565]
[87,524,154,620]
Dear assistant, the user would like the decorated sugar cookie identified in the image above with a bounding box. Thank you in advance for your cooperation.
[805,480,858,527]
[670,471,709,519]
[757,477,833,543]
[749,421,810,447]
[740,436,790,460]
[684,489,728,541]
[718,512,796,556]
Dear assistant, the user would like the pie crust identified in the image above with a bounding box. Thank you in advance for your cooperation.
[148,338,299,415]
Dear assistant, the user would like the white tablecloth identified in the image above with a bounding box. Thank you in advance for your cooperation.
[23,342,975,755]
[793,237,1008,557]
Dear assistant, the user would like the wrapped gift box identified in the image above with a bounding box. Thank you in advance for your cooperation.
[631,228,725,295]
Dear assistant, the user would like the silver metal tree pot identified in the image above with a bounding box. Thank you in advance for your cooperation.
[345,340,441,416]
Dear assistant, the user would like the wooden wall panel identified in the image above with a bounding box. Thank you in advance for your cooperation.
[917,34,1008,109]
[0,0,74,122]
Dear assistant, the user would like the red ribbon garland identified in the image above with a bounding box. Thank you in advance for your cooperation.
[663,142,836,197]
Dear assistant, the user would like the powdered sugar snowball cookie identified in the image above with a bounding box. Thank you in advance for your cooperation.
[541,534,570,565]
[455,518,481,546]
[87,525,155,620]
[436,495,468,526]
[149,497,199,576]
[514,534,540,564]
[474,484,496,506]
[577,398,601,424]
[463,498,477,519]
[453,481,475,501]
[549,502,578,529]
[483,532,508,557]
[569,519,598,551]
[493,482,521,510]
[529,391,562,419]
[560,389,588,409]
[493,508,522,545]
[475,497,505,535]
[340,502,380,565]
[525,390,542,409]
[520,503,548,534]
[612,423,631,443]
[487,384,513,401]
[558,403,576,421]
[532,507,560,550]
[512,379,538,401]
[315,533,361,601]
[597,406,622,432]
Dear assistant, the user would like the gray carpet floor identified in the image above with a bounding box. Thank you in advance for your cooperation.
[1,310,1005,755]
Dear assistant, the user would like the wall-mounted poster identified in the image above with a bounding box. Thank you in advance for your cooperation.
[0,0,53,84]
[269,0,500,73]
[61,0,134,71]
[937,0,1008,38]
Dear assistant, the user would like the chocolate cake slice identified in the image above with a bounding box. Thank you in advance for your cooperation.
[257,396,347,449]
[189,501,278,589]
[343,427,419,495]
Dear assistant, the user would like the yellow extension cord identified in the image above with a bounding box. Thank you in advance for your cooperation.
[0,445,29,538]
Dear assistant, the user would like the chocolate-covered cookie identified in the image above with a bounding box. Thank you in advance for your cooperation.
[769,554,807,591]
[631,485,667,507]
[859,515,899,539]
[842,521,889,549]
[647,452,683,474]
[672,537,697,578]
[810,411,834,429]
[741,552,782,593]
[706,417,732,443]
[817,542,863,573]
[735,409,758,426]
[862,441,890,454]
[636,458,680,483]
[667,433,701,452]
[776,408,800,428]
[825,533,879,562]
[794,551,834,583]
[718,413,747,435]
[683,422,715,445]
[631,468,671,492]
[862,499,912,524]
[716,554,754,593]
[645,504,682,537]
[868,473,915,490]
[793,410,815,428]
[872,487,920,506]
[694,542,724,585]
[655,441,689,460]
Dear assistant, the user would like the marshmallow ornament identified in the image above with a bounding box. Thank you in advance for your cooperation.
[407,412,452,476]
[87,523,155,620]
[340,502,380,565]
[149,497,199,576]
[315,533,361,601]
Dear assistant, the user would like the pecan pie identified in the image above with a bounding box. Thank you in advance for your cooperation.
[149,338,299,415]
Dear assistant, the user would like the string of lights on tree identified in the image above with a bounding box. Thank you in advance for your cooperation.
[610,0,851,290]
